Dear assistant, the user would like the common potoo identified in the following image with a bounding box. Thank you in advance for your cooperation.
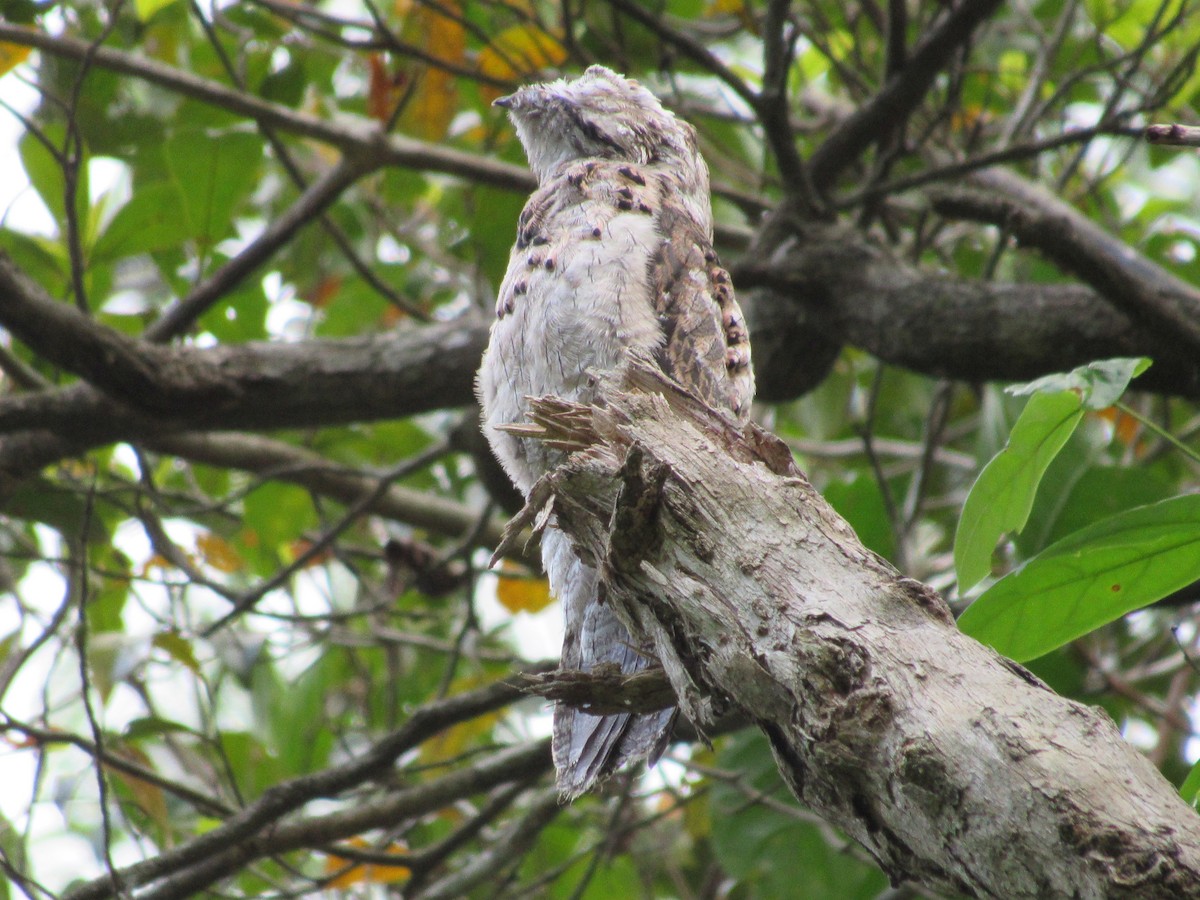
[477,66,754,797]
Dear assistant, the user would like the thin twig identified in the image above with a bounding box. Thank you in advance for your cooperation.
[201,439,452,635]
[808,0,1004,189]
[145,152,382,342]
[1146,123,1200,146]
[63,684,546,900]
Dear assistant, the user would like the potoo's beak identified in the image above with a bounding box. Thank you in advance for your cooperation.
[493,94,515,109]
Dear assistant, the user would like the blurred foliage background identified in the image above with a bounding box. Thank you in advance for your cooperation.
[0,0,1198,897]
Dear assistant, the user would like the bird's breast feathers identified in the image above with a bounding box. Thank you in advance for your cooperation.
[489,162,665,395]
[477,159,752,491]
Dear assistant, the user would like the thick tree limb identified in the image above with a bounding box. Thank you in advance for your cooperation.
[737,218,1200,400]
[3,231,1198,482]
[0,253,237,410]
[499,358,1200,898]
[930,168,1200,354]
[0,290,489,476]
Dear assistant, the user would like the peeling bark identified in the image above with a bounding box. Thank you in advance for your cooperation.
[501,358,1200,898]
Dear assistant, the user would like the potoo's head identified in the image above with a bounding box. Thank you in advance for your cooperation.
[496,65,705,187]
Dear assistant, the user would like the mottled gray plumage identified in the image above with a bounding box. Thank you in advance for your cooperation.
[477,66,753,797]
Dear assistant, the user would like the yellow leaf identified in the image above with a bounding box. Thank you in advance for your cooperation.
[152,630,200,674]
[324,836,410,887]
[106,747,169,831]
[478,25,567,101]
[404,68,458,141]
[141,554,177,575]
[389,0,464,140]
[0,43,30,78]
[951,104,991,132]
[134,0,180,21]
[195,531,243,574]
[420,713,501,764]
[706,0,744,14]
[495,563,554,614]
[705,0,757,30]
[419,675,501,764]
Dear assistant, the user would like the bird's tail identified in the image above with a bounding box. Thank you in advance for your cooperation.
[541,528,676,798]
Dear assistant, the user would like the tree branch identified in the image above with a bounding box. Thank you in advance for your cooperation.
[410,788,562,900]
[0,23,533,192]
[837,119,1141,209]
[63,675,545,900]
[3,220,1199,484]
[0,253,238,411]
[808,0,1004,189]
[137,743,553,900]
[1146,123,1200,146]
[759,0,813,205]
[929,168,1200,354]
[736,218,1200,400]
[0,294,489,476]
[501,359,1200,898]
[145,149,385,342]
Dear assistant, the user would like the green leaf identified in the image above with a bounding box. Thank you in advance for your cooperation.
[152,630,201,674]
[162,129,262,251]
[134,0,181,20]
[0,630,19,672]
[954,391,1084,591]
[18,125,88,235]
[218,730,281,797]
[123,716,194,742]
[0,230,64,296]
[958,494,1200,661]
[559,853,642,899]
[0,0,39,25]
[197,278,268,342]
[86,582,129,636]
[712,732,887,899]
[1015,462,1176,556]
[241,480,317,575]
[823,474,896,561]
[1008,357,1152,410]
[3,478,110,542]
[0,808,22,900]
[1181,757,1200,807]
[92,181,193,263]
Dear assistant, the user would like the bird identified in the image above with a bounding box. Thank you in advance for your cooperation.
[476,65,754,798]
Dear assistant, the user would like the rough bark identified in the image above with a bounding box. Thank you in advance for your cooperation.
[499,357,1200,899]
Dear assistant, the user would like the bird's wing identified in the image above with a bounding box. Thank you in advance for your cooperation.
[646,173,755,421]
